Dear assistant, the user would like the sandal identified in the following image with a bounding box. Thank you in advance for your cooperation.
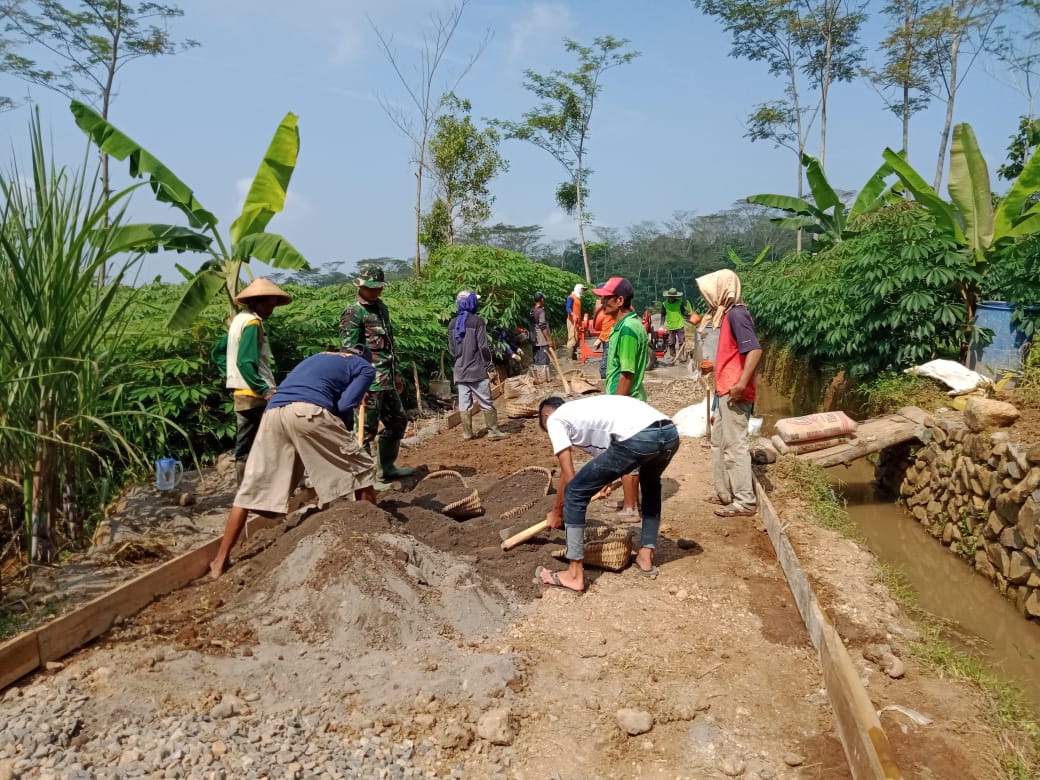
[704,495,728,506]
[533,565,584,593]
[714,504,756,518]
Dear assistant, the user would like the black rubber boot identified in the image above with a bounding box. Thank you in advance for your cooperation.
[378,437,417,479]
[484,409,509,440]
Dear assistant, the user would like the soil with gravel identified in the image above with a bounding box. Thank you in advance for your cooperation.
[0,363,1031,779]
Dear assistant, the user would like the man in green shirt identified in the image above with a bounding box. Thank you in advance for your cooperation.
[594,276,649,522]
[660,287,692,363]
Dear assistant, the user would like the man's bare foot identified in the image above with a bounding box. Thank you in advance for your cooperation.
[209,558,229,579]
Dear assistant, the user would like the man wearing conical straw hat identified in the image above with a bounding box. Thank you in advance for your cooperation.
[212,277,292,484]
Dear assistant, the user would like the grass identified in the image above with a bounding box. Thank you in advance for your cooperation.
[772,460,1040,779]
[857,370,950,417]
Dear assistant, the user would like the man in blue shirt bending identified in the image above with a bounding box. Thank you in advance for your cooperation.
[210,345,378,578]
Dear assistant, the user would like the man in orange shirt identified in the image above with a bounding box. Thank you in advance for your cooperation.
[696,269,762,518]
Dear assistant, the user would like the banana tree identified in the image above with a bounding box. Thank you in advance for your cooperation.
[70,101,309,328]
[748,154,895,246]
[881,122,1040,352]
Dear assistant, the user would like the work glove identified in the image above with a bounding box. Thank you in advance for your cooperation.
[516,348,524,357]
[511,353,522,362]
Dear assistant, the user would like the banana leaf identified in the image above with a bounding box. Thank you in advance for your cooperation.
[947,123,993,259]
[166,268,228,330]
[768,216,826,233]
[881,147,965,244]
[229,113,300,246]
[100,224,213,255]
[70,100,218,231]
[994,143,1040,239]
[747,193,826,220]
[802,153,842,214]
[231,232,308,270]
[849,160,895,220]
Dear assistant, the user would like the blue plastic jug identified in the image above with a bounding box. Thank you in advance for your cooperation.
[155,458,183,491]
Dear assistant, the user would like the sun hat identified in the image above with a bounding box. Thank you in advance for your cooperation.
[593,277,634,299]
[354,266,386,288]
[235,277,292,306]
[663,287,682,298]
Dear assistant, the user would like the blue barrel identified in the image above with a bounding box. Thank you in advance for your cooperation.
[967,301,1031,378]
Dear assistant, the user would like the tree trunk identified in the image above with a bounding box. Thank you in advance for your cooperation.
[933,33,960,191]
[414,165,424,273]
[575,168,592,284]
[29,397,56,563]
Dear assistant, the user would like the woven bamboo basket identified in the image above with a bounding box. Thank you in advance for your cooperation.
[551,526,632,572]
[417,470,466,487]
[563,370,600,395]
[442,489,484,519]
[505,465,554,495]
[506,392,543,418]
[504,374,534,399]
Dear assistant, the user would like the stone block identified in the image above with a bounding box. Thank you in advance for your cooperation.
[1008,551,1035,585]
[927,500,943,517]
[964,396,1021,432]
[975,554,997,581]
[984,512,1004,540]
[1009,468,1040,504]
[1017,499,1038,548]
[987,541,1010,573]
[1007,460,1023,481]
[913,505,928,523]
[970,477,985,496]
[1025,588,1040,618]
[971,495,989,514]
[1000,526,1026,550]
[1027,443,1040,465]
[942,522,955,545]
[996,493,1023,524]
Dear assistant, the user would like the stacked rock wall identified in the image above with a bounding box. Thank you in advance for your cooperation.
[888,419,1040,622]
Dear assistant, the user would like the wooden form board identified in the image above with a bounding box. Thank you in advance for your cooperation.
[798,412,924,469]
[0,514,279,691]
[756,481,903,780]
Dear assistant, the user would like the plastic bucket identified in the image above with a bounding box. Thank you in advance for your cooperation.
[968,302,1036,379]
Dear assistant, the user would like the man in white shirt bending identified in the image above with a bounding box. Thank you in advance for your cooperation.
[537,395,680,592]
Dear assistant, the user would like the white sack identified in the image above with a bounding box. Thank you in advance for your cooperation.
[904,359,988,394]
[673,398,710,438]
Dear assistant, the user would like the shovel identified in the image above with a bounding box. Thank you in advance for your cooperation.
[545,347,573,394]
[430,351,452,398]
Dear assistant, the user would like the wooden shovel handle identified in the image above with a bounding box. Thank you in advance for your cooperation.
[500,519,548,551]
[546,348,572,394]
[357,400,366,446]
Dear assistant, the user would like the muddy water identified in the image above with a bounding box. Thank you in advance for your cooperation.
[754,381,1040,711]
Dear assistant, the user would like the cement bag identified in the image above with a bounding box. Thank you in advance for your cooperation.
[775,411,857,444]
[771,434,852,455]
[673,398,709,438]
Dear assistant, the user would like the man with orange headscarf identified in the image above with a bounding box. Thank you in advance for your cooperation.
[695,269,761,517]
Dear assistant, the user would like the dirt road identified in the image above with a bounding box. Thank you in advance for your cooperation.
[0,370,1014,778]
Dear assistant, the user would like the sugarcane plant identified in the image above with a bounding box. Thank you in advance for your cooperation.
[69,101,310,328]
[0,111,188,562]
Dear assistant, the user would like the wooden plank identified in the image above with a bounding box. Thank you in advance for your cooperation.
[1,513,279,688]
[800,417,924,468]
[0,632,40,690]
[757,482,902,779]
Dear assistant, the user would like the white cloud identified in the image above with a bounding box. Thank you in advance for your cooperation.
[508,3,573,72]
[539,208,577,242]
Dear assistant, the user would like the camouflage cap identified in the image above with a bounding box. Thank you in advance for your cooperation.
[354,266,386,288]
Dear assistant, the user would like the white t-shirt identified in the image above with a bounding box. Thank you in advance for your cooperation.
[545,395,670,456]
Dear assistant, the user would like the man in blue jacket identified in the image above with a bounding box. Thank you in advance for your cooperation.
[210,345,377,578]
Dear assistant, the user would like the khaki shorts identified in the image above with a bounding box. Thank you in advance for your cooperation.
[235,403,375,514]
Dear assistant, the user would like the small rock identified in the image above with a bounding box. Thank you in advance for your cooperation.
[783,752,805,767]
[177,492,196,507]
[615,708,653,736]
[44,661,65,672]
[477,708,515,746]
[718,755,746,776]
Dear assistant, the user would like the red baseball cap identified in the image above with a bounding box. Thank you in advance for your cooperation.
[593,276,634,298]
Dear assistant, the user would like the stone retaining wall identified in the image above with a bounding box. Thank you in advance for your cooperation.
[876,420,1040,622]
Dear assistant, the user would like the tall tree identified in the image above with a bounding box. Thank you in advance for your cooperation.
[865,0,939,155]
[793,0,866,165]
[989,0,1040,115]
[693,0,813,248]
[3,0,198,282]
[919,0,1006,190]
[494,35,640,285]
[369,0,490,273]
[424,93,508,247]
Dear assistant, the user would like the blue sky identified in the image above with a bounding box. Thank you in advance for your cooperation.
[0,0,1031,282]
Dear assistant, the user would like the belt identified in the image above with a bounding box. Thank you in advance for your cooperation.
[645,419,674,429]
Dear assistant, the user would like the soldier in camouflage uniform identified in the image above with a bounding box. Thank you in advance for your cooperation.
[339,266,418,483]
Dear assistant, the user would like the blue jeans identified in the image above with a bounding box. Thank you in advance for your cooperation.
[562,422,680,560]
